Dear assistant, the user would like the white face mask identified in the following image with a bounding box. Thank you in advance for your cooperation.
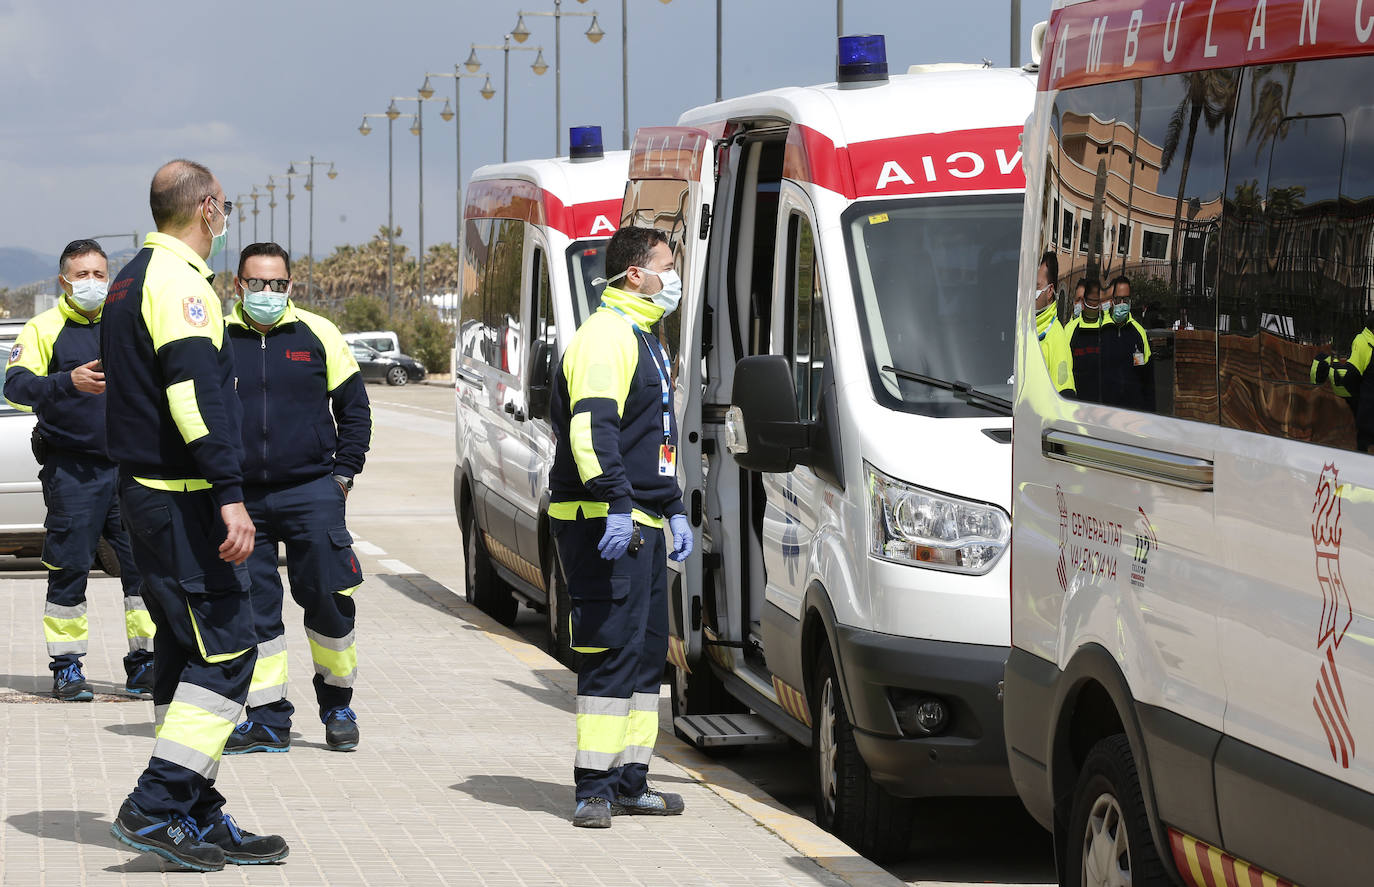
[64,276,108,311]
[644,268,682,314]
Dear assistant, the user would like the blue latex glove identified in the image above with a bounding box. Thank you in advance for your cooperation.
[598,513,634,560]
[669,514,693,562]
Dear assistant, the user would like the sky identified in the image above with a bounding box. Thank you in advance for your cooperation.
[0,0,1051,263]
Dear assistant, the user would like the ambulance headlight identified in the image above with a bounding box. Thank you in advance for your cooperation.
[570,125,605,161]
[867,465,1008,574]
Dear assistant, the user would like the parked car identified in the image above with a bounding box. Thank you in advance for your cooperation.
[349,342,425,386]
[344,330,400,357]
[0,318,44,557]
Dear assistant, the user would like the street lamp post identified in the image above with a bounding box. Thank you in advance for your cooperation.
[234,192,251,267]
[279,169,307,260]
[512,3,603,155]
[615,0,673,150]
[423,67,497,260]
[389,96,431,310]
[266,176,278,242]
[250,186,262,242]
[287,157,338,302]
[359,110,415,320]
[466,37,548,161]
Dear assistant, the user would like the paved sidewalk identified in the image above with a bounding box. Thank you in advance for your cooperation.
[0,563,881,887]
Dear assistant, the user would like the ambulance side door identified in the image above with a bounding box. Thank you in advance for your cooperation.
[621,126,717,665]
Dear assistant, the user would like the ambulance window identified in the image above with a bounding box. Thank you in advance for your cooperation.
[483,218,526,376]
[786,213,828,422]
[1049,71,1234,419]
[1219,56,1374,452]
[566,240,607,324]
[459,218,494,363]
[531,246,555,381]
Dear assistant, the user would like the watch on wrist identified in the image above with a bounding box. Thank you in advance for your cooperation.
[333,475,354,492]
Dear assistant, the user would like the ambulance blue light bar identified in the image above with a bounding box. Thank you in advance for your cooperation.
[570,125,604,161]
[837,34,888,85]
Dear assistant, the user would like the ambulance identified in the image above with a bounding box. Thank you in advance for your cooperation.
[454,126,627,654]
[625,36,1035,858]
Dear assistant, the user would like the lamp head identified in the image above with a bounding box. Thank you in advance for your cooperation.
[287,163,298,175]
[464,47,482,72]
[512,14,531,43]
[480,75,496,100]
[410,119,421,136]
[418,76,435,99]
[359,118,373,135]
[327,163,337,180]
[586,14,604,42]
[532,48,548,75]
[440,99,454,122]
[386,100,401,120]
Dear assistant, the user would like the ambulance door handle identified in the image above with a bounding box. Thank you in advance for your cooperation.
[1042,430,1213,492]
[456,367,484,389]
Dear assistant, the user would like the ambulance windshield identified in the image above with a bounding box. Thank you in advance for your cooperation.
[566,240,608,324]
[843,193,1022,417]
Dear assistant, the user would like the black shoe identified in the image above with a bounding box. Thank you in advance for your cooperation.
[572,797,613,829]
[125,660,154,697]
[613,787,685,815]
[52,663,93,702]
[324,707,359,751]
[223,720,290,755]
[197,812,289,865]
[110,799,225,872]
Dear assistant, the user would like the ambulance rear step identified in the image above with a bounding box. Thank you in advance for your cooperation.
[674,713,788,747]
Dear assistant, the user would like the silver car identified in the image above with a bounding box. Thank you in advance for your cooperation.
[0,318,44,557]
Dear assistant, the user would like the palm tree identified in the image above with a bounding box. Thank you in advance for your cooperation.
[1160,69,1238,291]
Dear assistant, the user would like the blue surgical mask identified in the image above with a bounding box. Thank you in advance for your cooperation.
[1073,301,1083,318]
[242,290,288,326]
[206,202,229,260]
[1112,303,1130,324]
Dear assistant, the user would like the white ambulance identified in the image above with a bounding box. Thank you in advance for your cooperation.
[454,126,627,654]
[1009,2,1374,885]
[624,36,1035,858]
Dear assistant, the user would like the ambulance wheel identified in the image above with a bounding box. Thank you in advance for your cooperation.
[464,510,517,625]
[1065,734,1169,887]
[544,556,581,670]
[385,366,409,386]
[95,537,121,578]
[811,648,914,862]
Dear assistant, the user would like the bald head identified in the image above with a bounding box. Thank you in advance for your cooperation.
[151,159,219,232]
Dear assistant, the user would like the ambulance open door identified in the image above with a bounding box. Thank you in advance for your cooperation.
[621,126,716,669]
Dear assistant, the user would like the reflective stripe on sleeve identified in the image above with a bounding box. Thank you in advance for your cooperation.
[569,412,602,483]
[165,379,209,444]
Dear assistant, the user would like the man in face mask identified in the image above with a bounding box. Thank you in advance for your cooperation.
[547,226,691,828]
[220,242,371,758]
[1033,251,1074,396]
[4,238,156,701]
[1066,278,1108,403]
[101,159,288,870]
[1100,275,1154,411]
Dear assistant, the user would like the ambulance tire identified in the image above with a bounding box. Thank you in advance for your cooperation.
[464,509,518,625]
[544,555,581,670]
[1064,734,1170,887]
[811,648,915,862]
[96,537,121,578]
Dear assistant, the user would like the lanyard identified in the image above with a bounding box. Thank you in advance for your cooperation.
[608,305,673,441]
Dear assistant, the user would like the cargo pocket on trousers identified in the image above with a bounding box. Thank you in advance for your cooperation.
[183,549,254,663]
[327,526,363,595]
[41,512,90,571]
[570,573,634,650]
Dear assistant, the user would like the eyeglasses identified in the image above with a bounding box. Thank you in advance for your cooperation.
[242,278,290,293]
[207,196,233,216]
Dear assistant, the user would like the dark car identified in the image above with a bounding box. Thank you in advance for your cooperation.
[349,343,426,386]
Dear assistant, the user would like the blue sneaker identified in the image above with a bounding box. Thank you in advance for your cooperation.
[572,797,613,828]
[197,812,288,865]
[110,799,225,872]
[223,720,289,755]
[613,787,685,816]
[324,707,359,751]
[125,660,154,697]
[52,663,93,702]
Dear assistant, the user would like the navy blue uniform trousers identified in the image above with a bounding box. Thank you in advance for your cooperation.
[39,450,152,674]
[552,516,668,802]
[120,478,257,823]
[242,474,361,730]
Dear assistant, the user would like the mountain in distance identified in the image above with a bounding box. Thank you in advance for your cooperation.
[0,247,57,289]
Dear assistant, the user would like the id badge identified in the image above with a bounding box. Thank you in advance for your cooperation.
[1132,349,1146,367]
[658,444,677,476]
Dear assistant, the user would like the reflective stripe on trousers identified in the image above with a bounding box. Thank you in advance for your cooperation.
[573,691,659,771]
[43,601,88,656]
[245,634,290,708]
[124,595,156,652]
[152,682,245,780]
[306,627,357,688]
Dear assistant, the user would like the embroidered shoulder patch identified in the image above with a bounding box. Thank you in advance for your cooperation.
[7,343,21,365]
[183,295,209,328]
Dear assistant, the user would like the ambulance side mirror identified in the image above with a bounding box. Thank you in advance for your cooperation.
[725,356,809,473]
[528,338,555,421]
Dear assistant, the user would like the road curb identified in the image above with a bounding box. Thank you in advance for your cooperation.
[396,571,905,887]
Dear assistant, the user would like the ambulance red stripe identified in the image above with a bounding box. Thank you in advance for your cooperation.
[464,178,620,240]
